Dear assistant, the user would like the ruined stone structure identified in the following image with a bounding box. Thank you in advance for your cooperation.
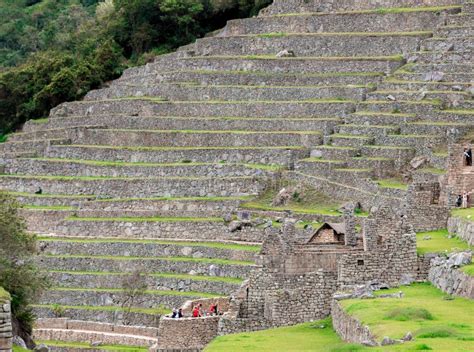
[0,0,472,350]
[0,292,12,352]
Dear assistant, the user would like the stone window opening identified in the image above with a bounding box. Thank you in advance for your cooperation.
[357,259,365,266]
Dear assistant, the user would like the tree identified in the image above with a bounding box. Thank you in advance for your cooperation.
[0,192,49,347]
[119,270,148,324]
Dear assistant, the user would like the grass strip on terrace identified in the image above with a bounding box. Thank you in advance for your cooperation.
[4,191,95,199]
[32,304,169,315]
[50,286,222,298]
[38,237,261,252]
[376,179,409,190]
[102,97,355,104]
[461,264,474,277]
[0,174,258,181]
[173,69,385,78]
[94,195,253,202]
[0,287,10,302]
[54,144,308,151]
[185,55,405,61]
[178,83,370,89]
[416,229,472,255]
[48,270,245,284]
[250,31,432,38]
[36,341,147,352]
[21,205,76,211]
[65,215,224,223]
[451,208,474,221]
[268,5,461,17]
[21,158,285,172]
[42,254,255,266]
[90,128,324,135]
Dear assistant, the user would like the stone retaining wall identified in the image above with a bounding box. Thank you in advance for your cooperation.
[0,298,12,352]
[448,217,474,245]
[331,299,377,346]
[155,316,220,351]
[428,256,474,299]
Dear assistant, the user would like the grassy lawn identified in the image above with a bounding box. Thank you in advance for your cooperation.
[36,341,147,352]
[0,287,10,302]
[241,183,343,216]
[451,208,474,221]
[376,178,409,190]
[461,264,474,277]
[340,283,474,351]
[416,229,472,255]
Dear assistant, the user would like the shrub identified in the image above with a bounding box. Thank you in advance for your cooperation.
[416,327,456,338]
[385,307,434,321]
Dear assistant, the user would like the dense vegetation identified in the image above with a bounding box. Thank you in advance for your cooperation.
[0,192,48,347]
[0,0,271,138]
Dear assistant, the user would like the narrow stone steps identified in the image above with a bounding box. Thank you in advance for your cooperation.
[33,327,157,348]
[38,255,254,279]
[336,124,400,137]
[0,174,266,198]
[327,134,374,148]
[147,55,404,75]
[223,7,457,35]
[45,144,309,165]
[114,70,384,87]
[50,99,356,119]
[76,128,324,148]
[187,32,430,58]
[85,83,370,102]
[4,158,274,178]
[345,111,418,125]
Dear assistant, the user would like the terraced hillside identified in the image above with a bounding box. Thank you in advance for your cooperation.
[0,0,473,350]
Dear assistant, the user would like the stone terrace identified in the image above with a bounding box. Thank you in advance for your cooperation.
[0,0,473,349]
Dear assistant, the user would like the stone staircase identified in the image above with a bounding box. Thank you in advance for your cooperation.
[0,0,473,349]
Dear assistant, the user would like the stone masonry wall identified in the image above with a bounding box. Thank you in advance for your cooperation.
[448,217,474,245]
[331,300,378,346]
[0,297,12,352]
[428,255,474,299]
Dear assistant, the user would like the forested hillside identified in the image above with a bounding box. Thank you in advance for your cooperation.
[0,0,271,139]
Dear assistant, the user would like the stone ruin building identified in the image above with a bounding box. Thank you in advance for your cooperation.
[0,0,472,350]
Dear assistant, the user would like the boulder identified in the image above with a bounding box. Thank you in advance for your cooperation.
[381,337,397,346]
[12,336,27,349]
[276,49,295,58]
[228,221,242,232]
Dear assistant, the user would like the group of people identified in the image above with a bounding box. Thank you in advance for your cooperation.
[170,302,220,319]
[456,192,472,208]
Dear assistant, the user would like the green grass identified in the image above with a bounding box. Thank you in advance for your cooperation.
[38,236,261,252]
[22,205,76,211]
[451,208,474,221]
[461,264,474,277]
[244,31,432,37]
[0,287,10,302]
[50,286,222,298]
[57,144,307,151]
[241,182,342,216]
[66,215,224,223]
[182,69,384,78]
[49,270,244,284]
[340,283,474,350]
[94,195,253,202]
[416,229,472,255]
[43,254,255,266]
[36,341,148,351]
[190,55,405,62]
[13,346,30,352]
[376,178,408,190]
[32,304,169,315]
[0,174,258,181]
[5,191,95,199]
[416,167,446,175]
